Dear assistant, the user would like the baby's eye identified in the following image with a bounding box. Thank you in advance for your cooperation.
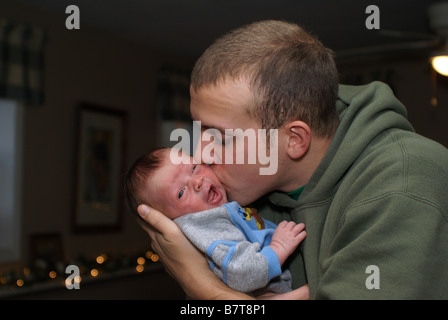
[178,188,185,199]
[192,164,197,173]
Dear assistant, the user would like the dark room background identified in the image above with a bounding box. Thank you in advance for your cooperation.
[0,0,446,299]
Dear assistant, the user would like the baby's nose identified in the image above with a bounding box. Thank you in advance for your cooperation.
[191,176,204,191]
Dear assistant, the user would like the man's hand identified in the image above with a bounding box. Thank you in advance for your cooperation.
[257,284,310,300]
[136,204,252,299]
[136,204,201,279]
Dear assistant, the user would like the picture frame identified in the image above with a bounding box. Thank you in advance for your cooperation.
[73,103,126,233]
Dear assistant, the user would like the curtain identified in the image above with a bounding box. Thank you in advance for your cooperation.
[0,19,46,105]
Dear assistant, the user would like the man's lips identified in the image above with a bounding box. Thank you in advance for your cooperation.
[207,186,223,204]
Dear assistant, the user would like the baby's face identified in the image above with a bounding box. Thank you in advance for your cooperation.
[144,151,228,219]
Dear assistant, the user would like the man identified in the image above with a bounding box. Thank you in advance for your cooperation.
[137,20,448,299]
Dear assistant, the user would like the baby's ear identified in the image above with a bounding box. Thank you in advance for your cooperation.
[284,121,311,160]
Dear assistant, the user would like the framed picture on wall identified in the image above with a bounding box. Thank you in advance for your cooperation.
[73,103,126,233]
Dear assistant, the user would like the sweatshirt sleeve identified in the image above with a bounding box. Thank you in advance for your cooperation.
[207,239,282,292]
[314,193,448,299]
[174,205,282,293]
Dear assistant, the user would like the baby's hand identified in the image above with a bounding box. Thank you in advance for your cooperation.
[269,221,306,266]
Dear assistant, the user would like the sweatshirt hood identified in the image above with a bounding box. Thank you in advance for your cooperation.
[269,81,415,207]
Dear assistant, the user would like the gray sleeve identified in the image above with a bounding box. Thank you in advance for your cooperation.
[174,207,279,293]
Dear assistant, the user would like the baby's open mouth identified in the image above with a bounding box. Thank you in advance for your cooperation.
[207,186,223,204]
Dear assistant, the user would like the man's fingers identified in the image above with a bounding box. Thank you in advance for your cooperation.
[136,203,186,250]
[136,216,154,235]
[137,204,172,234]
[256,284,310,300]
[137,204,150,217]
[291,284,310,300]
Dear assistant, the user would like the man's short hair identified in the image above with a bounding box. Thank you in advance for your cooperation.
[191,20,339,138]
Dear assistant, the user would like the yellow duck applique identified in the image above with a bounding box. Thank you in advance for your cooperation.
[241,207,265,230]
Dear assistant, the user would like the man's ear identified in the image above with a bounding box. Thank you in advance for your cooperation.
[284,121,311,159]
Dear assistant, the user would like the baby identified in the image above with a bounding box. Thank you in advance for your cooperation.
[125,147,306,295]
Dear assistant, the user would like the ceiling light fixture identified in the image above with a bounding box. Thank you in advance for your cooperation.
[429,2,448,77]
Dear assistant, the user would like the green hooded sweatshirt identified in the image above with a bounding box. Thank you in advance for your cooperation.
[257,81,448,299]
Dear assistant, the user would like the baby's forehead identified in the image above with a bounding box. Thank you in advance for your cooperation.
[165,148,194,163]
[158,151,192,176]
[145,157,182,197]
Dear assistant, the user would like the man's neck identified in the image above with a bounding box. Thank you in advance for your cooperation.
[278,135,333,193]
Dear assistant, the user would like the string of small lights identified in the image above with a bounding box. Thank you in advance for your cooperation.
[0,249,159,294]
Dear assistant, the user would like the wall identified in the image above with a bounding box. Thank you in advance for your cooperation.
[1,0,446,298]
[0,1,194,276]
[338,54,448,148]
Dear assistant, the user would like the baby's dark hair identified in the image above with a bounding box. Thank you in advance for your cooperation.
[124,147,169,214]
